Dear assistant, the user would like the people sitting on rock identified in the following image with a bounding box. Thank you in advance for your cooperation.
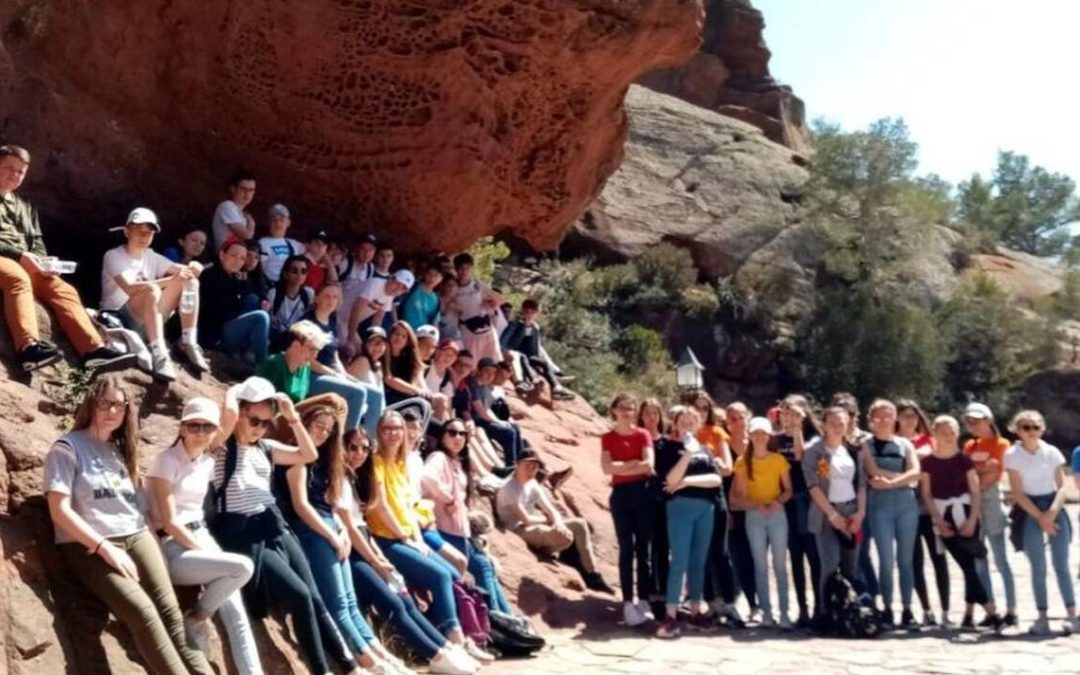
[100,207,209,379]
[455,357,523,467]
[257,203,305,286]
[384,320,439,419]
[303,230,338,291]
[336,234,378,345]
[452,254,503,364]
[345,268,414,352]
[208,377,362,675]
[44,374,213,675]
[401,263,445,332]
[211,169,257,250]
[496,448,612,593]
[241,239,269,307]
[145,396,263,674]
[425,338,460,400]
[161,225,208,265]
[197,237,272,366]
[266,254,316,347]
[0,144,134,372]
[415,324,439,364]
[276,404,417,674]
[256,320,379,436]
[500,298,573,401]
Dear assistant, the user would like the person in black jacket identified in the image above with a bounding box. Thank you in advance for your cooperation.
[499,298,573,400]
[198,237,271,364]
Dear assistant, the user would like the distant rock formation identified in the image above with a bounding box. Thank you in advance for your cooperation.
[0,0,703,253]
[639,0,812,155]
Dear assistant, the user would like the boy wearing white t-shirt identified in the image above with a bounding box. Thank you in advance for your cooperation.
[257,203,304,284]
[101,207,208,380]
[210,170,256,250]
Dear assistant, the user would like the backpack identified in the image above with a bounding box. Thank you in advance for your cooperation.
[451,580,491,647]
[823,569,880,639]
[270,285,313,322]
[488,612,545,657]
[205,437,271,529]
[89,309,153,373]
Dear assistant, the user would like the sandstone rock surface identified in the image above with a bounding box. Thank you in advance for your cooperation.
[0,0,703,253]
[639,0,811,154]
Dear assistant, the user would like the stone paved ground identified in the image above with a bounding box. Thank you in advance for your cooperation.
[486,508,1080,674]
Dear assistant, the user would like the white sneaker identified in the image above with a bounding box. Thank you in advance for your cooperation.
[179,341,209,373]
[940,612,953,628]
[429,650,475,675]
[760,613,776,628]
[183,615,211,653]
[624,601,647,627]
[1029,617,1051,636]
[636,599,656,623]
[463,638,495,663]
[150,346,177,381]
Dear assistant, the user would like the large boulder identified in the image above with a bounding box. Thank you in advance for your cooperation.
[0,0,703,254]
[639,0,812,154]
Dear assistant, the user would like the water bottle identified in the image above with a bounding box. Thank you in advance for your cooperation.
[54,260,78,274]
[180,286,197,314]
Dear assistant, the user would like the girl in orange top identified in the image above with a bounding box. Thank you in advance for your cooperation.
[962,402,1017,627]
[897,399,949,627]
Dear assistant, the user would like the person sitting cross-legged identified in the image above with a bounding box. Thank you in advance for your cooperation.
[0,144,134,372]
[100,207,208,380]
[197,237,271,366]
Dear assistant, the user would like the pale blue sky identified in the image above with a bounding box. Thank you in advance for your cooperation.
[755,0,1080,187]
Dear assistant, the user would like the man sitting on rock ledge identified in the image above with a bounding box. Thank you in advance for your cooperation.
[0,144,134,372]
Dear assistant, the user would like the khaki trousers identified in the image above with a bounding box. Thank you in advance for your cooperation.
[517,517,597,573]
[0,255,100,354]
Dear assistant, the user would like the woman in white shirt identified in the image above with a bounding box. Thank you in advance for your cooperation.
[146,397,262,673]
[1003,409,1078,636]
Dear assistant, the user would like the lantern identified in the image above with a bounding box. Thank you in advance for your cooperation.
[675,347,704,391]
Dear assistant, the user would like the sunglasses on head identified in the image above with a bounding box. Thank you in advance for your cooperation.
[444,428,468,439]
[183,422,217,434]
[247,415,275,430]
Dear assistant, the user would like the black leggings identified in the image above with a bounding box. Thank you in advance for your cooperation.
[785,496,821,615]
[704,505,738,605]
[913,513,951,612]
[728,510,758,609]
[940,507,990,606]
[651,498,669,599]
[610,481,655,603]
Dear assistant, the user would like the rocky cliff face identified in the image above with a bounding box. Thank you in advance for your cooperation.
[638,0,811,154]
[0,0,702,252]
[0,314,624,674]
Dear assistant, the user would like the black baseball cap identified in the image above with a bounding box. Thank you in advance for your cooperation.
[518,448,544,467]
[477,357,498,370]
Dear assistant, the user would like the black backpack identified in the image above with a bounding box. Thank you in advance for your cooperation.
[205,437,270,528]
[488,612,545,657]
[823,569,880,639]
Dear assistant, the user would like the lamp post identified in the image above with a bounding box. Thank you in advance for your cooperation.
[676,347,704,394]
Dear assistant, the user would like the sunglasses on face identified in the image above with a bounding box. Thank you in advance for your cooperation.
[247,415,274,430]
[1017,424,1041,432]
[96,400,127,413]
[444,428,468,439]
[183,422,217,434]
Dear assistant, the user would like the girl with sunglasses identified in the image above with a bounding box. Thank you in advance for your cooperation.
[266,254,316,348]
[367,411,493,662]
[209,376,361,675]
[279,406,415,674]
[341,429,479,674]
[147,397,262,673]
[424,419,514,615]
[1004,410,1078,635]
[602,394,656,627]
[45,375,213,675]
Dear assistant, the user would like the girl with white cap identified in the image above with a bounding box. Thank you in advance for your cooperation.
[961,402,1017,628]
[147,397,263,673]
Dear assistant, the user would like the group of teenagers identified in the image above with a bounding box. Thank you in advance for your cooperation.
[601,391,1079,640]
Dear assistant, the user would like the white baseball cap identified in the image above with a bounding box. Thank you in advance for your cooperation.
[392,269,415,291]
[748,416,774,435]
[415,325,439,342]
[126,207,161,232]
[181,397,221,426]
[963,402,993,420]
[235,376,277,404]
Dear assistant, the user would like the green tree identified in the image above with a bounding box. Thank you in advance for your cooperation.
[956,151,1080,256]
[464,236,511,283]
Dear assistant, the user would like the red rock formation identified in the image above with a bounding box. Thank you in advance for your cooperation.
[0,0,703,253]
[639,0,812,154]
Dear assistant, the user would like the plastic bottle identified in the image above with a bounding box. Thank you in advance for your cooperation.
[180,287,197,314]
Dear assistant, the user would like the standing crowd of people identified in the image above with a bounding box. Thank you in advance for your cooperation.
[601,390,1080,640]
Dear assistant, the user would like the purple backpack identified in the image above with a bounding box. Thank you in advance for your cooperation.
[452,580,490,646]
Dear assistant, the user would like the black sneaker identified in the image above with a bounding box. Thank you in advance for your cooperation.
[960,614,975,631]
[879,609,895,630]
[978,615,996,628]
[986,614,1005,635]
[795,609,810,629]
[81,345,138,373]
[900,608,918,631]
[583,573,615,595]
[1003,613,1018,627]
[19,341,62,371]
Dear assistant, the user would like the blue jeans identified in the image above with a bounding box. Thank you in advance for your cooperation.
[975,531,1017,611]
[348,554,446,660]
[375,537,461,634]
[746,508,789,616]
[868,488,919,608]
[296,516,375,653]
[857,518,879,598]
[477,418,523,466]
[664,496,714,608]
[309,373,383,436]
[441,532,512,614]
[218,310,270,363]
[1021,496,1076,612]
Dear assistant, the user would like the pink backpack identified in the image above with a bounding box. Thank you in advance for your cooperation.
[452,580,491,646]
